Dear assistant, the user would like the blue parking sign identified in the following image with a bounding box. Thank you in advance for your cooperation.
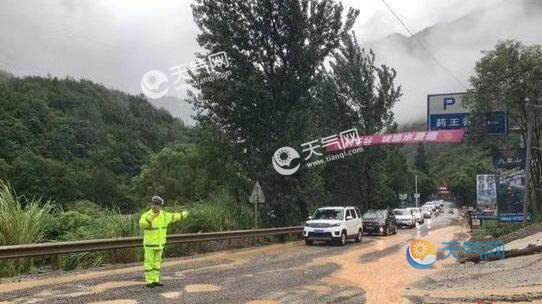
[427,93,507,135]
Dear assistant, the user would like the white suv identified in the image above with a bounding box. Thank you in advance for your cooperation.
[393,208,416,228]
[303,206,363,246]
[407,207,424,224]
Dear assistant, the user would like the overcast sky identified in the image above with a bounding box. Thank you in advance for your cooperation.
[346,0,497,41]
[1,0,537,125]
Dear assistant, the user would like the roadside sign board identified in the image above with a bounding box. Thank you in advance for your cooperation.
[495,142,526,215]
[477,174,497,209]
[499,213,531,223]
[497,169,525,214]
[493,148,526,170]
[427,92,507,135]
[249,181,265,205]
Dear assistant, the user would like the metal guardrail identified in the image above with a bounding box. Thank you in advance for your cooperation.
[0,226,303,260]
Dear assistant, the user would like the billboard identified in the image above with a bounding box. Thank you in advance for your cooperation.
[493,148,526,170]
[477,174,497,209]
[427,93,507,135]
[325,129,465,152]
[496,149,526,215]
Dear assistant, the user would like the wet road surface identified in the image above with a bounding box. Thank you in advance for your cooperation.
[0,211,463,304]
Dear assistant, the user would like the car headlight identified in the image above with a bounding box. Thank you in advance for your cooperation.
[328,223,341,227]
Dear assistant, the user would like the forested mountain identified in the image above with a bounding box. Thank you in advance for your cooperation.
[0,72,190,209]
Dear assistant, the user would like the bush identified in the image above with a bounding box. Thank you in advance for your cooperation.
[64,200,102,217]
[180,190,253,233]
[472,220,530,242]
[0,180,54,277]
[161,190,250,257]
[59,210,140,270]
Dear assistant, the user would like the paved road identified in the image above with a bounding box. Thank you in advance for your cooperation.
[0,211,464,304]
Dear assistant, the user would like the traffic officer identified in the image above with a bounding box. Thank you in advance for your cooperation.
[139,196,189,287]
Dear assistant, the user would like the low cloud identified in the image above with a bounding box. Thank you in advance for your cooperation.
[363,0,542,124]
[0,0,540,126]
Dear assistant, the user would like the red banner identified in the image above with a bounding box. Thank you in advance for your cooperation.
[327,129,465,152]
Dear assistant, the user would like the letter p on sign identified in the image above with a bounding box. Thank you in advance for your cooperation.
[443,97,455,110]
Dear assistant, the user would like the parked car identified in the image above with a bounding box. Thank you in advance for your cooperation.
[428,201,441,211]
[303,206,363,246]
[393,208,416,228]
[424,201,437,212]
[421,206,432,218]
[362,209,397,236]
[407,207,424,224]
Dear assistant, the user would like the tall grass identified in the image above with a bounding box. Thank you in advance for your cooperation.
[59,210,140,270]
[0,180,54,276]
[164,190,254,258]
[181,190,253,233]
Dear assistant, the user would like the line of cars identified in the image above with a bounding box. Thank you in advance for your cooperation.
[303,202,443,246]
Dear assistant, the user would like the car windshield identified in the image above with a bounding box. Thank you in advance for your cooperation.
[363,210,386,219]
[312,209,344,220]
[393,209,410,215]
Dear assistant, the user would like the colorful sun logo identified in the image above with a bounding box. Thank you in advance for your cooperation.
[406,239,437,269]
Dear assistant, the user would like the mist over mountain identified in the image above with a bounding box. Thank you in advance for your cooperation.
[365,0,542,124]
[149,96,196,126]
[0,0,540,126]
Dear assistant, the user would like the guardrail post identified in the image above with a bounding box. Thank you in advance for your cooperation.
[51,255,59,271]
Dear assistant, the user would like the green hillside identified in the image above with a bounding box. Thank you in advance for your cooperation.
[0,73,190,209]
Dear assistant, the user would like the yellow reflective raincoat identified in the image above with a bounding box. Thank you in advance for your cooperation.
[139,209,188,284]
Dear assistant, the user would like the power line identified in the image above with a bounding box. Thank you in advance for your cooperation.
[378,0,468,89]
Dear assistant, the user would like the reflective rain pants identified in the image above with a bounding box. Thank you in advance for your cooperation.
[144,248,163,284]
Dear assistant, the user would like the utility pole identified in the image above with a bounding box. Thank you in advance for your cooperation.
[254,199,258,228]
[415,174,419,207]
[523,101,537,223]
[525,100,542,222]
